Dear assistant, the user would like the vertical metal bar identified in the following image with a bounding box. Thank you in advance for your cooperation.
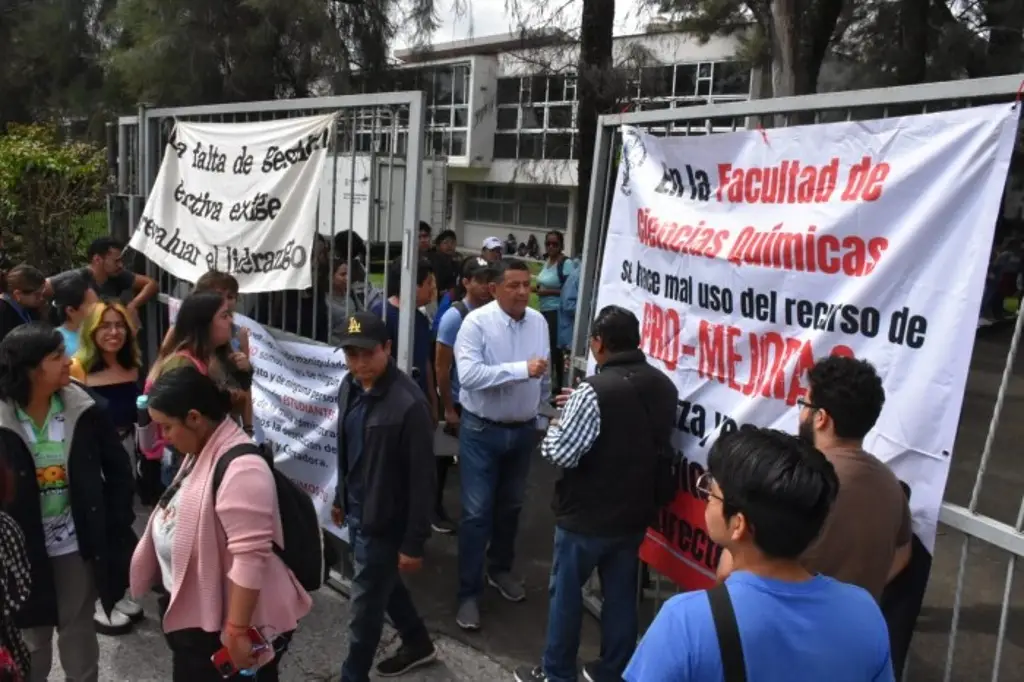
[381,111,398,312]
[569,119,614,367]
[118,125,129,195]
[394,92,425,375]
[326,112,342,336]
[344,113,359,317]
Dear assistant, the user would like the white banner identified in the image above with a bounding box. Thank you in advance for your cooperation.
[597,104,1018,561]
[131,114,336,293]
[168,300,348,538]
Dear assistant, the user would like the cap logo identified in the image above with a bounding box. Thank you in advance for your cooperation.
[348,317,362,334]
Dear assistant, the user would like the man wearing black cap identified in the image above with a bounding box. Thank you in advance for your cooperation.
[333,311,438,681]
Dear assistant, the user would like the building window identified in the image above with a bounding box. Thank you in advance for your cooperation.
[465,185,571,229]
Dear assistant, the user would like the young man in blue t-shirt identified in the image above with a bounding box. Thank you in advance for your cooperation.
[371,258,437,417]
[432,257,495,534]
[626,426,895,682]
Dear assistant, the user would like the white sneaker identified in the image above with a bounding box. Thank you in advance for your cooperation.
[115,596,144,623]
[94,600,133,636]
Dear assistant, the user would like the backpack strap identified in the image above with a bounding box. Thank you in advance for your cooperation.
[708,583,747,682]
[212,443,270,493]
[557,257,568,286]
[452,300,469,319]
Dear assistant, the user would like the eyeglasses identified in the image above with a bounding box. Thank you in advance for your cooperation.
[546,241,560,247]
[696,472,723,503]
[796,397,819,411]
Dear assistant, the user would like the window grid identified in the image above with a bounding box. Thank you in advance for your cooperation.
[464,184,571,229]
[493,60,750,160]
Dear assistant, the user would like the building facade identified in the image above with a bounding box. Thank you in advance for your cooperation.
[352,29,750,254]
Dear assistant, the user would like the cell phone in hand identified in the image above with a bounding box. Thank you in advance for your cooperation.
[211,627,271,678]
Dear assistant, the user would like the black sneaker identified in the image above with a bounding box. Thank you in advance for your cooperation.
[514,665,549,682]
[375,641,437,677]
[431,509,458,535]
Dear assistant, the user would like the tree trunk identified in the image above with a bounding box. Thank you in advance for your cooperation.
[572,0,615,256]
[896,0,930,84]
[770,0,800,98]
[983,0,1024,75]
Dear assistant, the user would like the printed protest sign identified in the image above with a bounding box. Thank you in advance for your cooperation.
[167,299,348,538]
[131,114,336,293]
[595,104,1018,590]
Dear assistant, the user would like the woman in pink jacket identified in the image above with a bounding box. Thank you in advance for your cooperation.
[130,366,312,681]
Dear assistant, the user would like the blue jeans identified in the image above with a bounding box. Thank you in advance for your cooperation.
[542,526,644,682]
[340,529,430,682]
[457,411,535,601]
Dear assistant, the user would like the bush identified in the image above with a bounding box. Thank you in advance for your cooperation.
[0,125,107,274]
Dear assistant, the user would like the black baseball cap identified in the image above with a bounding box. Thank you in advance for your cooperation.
[337,312,389,349]
[461,256,495,281]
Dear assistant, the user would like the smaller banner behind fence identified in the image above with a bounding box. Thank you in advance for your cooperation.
[131,114,337,292]
[593,103,1019,590]
[168,298,348,539]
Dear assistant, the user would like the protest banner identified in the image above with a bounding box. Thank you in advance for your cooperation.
[167,299,348,539]
[130,114,336,293]
[594,104,1019,590]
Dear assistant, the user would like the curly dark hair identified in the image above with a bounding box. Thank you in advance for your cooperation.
[807,356,885,440]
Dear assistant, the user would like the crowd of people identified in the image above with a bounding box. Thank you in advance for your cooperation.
[0,226,926,682]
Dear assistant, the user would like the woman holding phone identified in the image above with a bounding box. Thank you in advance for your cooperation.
[129,367,310,681]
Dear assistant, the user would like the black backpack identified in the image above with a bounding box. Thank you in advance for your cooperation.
[451,300,469,318]
[213,443,326,592]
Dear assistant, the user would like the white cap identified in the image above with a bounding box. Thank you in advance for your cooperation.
[482,237,503,251]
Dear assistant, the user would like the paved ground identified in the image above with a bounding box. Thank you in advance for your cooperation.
[49,323,1024,681]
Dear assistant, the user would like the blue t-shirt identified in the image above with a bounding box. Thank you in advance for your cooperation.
[625,572,895,682]
[372,300,432,398]
[435,299,474,405]
[58,326,80,358]
[536,258,576,313]
[433,291,453,331]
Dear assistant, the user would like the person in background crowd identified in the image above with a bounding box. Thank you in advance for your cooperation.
[78,237,158,326]
[271,236,331,342]
[626,426,894,682]
[516,305,678,682]
[481,237,504,263]
[69,301,145,633]
[433,258,496,535]
[0,265,46,343]
[0,323,136,681]
[48,270,99,358]
[453,259,550,631]
[504,234,518,256]
[370,259,437,414]
[430,229,461,306]
[517,243,529,257]
[145,292,245,486]
[534,231,575,395]
[0,458,32,682]
[333,312,438,681]
[526,235,540,260]
[328,258,384,345]
[130,367,311,681]
[418,221,433,254]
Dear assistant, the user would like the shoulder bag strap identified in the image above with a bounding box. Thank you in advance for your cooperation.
[707,583,747,682]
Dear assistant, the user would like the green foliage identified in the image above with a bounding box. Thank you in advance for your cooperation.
[0,125,107,273]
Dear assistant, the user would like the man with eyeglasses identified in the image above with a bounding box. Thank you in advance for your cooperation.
[626,426,895,682]
[515,305,678,682]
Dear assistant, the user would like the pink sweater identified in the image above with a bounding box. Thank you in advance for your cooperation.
[130,420,313,634]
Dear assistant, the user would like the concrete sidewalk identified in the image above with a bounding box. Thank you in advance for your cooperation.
[42,588,509,681]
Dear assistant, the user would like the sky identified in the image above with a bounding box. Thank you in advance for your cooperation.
[393,0,651,50]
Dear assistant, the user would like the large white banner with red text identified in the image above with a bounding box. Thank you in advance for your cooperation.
[595,104,1019,590]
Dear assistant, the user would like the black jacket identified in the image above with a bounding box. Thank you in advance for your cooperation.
[335,361,436,557]
[0,383,136,627]
[553,349,679,537]
[0,299,39,346]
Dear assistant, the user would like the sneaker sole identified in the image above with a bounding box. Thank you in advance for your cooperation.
[582,667,597,682]
[430,524,456,535]
[94,618,134,636]
[377,649,438,677]
[455,616,481,631]
[486,574,526,603]
[117,606,145,624]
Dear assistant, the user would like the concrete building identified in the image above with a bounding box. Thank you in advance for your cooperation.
[349,28,750,253]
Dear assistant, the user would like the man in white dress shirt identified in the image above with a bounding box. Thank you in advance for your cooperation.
[453,259,550,631]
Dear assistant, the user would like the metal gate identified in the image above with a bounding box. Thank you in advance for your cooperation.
[112,92,434,595]
[113,92,429,370]
[571,74,1024,682]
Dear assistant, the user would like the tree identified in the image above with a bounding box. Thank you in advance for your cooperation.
[0,125,107,273]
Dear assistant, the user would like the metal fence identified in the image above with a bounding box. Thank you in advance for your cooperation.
[570,74,1024,682]
[114,91,438,594]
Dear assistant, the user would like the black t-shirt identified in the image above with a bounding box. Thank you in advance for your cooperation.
[81,267,135,303]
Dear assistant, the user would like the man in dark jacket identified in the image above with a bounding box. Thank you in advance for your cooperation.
[333,311,438,682]
[516,305,679,682]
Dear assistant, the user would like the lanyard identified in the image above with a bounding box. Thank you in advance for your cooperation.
[2,295,32,324]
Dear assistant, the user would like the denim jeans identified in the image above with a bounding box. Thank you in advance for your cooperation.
[541,526,644,682]
[340,529,430,682]
[457,410,535,601]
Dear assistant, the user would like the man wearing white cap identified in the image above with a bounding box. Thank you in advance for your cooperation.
[481,237,504,263]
